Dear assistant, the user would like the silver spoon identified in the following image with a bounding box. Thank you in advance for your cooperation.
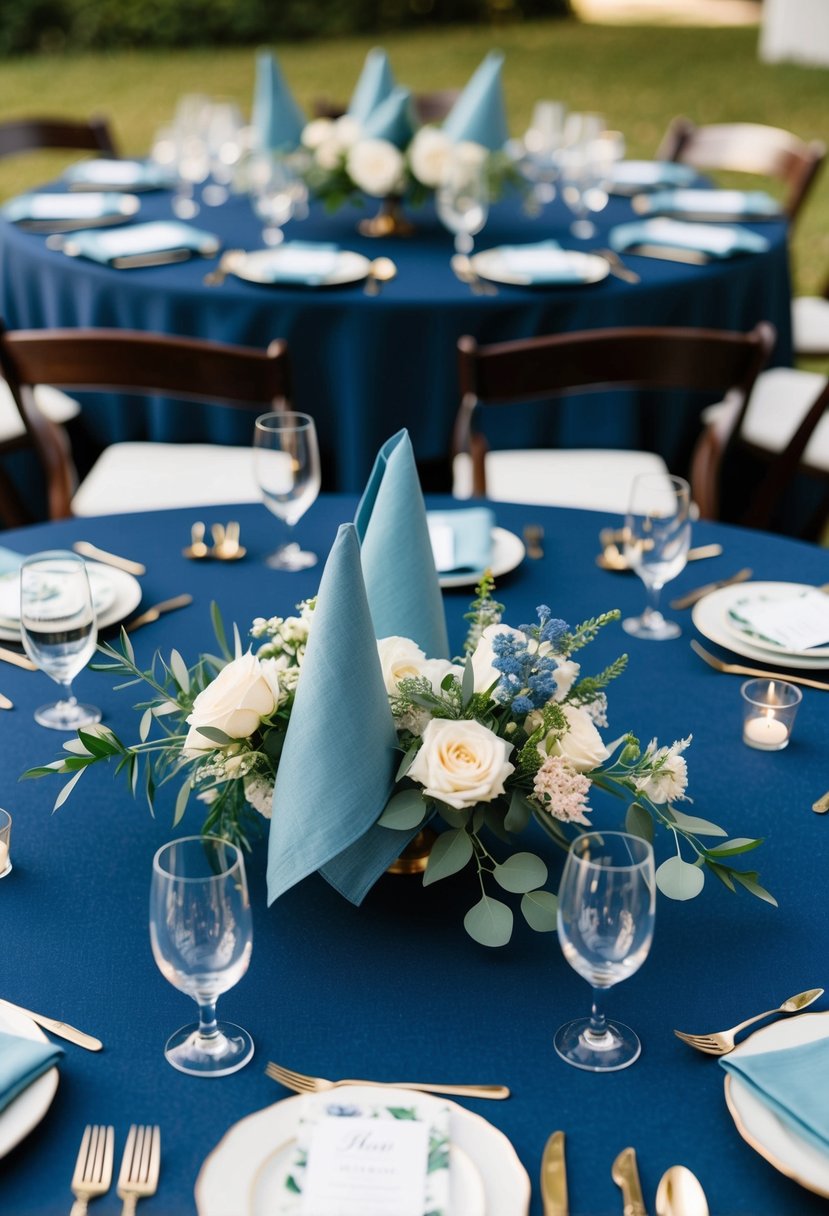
[655,1166,709,1216]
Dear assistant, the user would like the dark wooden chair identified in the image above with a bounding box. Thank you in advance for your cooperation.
[0,115,118,160]
[452,324,776,518]
[656,118,825,224]
[313,90,459,126]
[0,326,291,523]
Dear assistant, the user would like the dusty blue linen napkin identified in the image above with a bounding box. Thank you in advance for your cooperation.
[347,48,396,126]
[442,51,509,151]
[251,50,305,152]
[0,1031,62,1113]
[267,524,401,905]
[609,217,769,259]
[243,241,340,285]
[721,1037,829,1155]
[2,192,128,223]
[428,507,494,573]
[635,188,781,219]
[60,221,219,265]
[355,430,449,659]
[608,160,698,192]
[361,87,416,150]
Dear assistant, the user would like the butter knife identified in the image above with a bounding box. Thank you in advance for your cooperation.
[626,243,710,266]
[669,567,752,610]
[541,1130,569,1216]
[73,541,146,576]
[813,792,829,814]
[612,1147,648,1216]
[0,997,103,1051]
[0,645,36,671]
[124,593,193,633]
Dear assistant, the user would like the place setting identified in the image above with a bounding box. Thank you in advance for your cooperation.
[46,219,222,268]
[691,579,829,672]
[0,190,141,233]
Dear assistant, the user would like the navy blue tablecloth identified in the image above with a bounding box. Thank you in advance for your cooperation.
[0,188,792,492]
[0,498,827,1215]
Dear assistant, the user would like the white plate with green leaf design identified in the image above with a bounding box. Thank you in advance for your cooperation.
[195,1084,529,1216]
[722,584,829,661]
[692,582,829,670]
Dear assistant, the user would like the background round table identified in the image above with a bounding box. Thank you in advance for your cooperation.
[0,496,826,1215]
[0,186,793,492]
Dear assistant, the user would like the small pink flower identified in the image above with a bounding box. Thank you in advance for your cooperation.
[533,755,592,826]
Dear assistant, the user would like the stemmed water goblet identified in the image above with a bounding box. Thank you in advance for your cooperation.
[253,411,321,570]
[623,473,692,640]
[202,101,245,207]
[19,550,101,730]
[523,100,566,208]
[150,835,253,1077]
[555,831,656,1072]
[250,152,299,246]
[436,148,489,256]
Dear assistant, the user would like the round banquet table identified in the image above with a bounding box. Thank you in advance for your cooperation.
[0,497,827,1216]
[0,186,793,492]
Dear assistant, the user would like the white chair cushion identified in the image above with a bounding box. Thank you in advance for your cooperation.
[793,295,829,356]
[453,449,669,515]
[71,442,262,516]
[0,380,80,442]
[702,367,829,472]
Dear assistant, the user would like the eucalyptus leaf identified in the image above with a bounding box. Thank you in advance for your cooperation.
[706,860,735,892]
[169,649,190,694]
[520,889,559,932]
[481,803,512,844]
[665,807,728,837]
[493,851,548,893]
[705,837,763,858]
[436,807,470,830]
[463,895,513,947]
[461,656,475,708]
[656,855,705,901]
[377,789,427,831]
[53,768,86,811]
[504,790,533,834]
[625,802,654,842]
[396,741,419,782]
[139,707,153,744]
[193,726,232,745]
[731,871,778,907]
[77,728,117,758]
[423,829,473,886]
[173,780,190,827]
[210,601,231,660]
[119,626,135,667]
[472,806,486,834]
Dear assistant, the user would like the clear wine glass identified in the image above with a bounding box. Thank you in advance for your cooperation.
[202,101,245,207]
[559,111,607,239]
[150,835,253,1077]
[623,473,692,641]
[253,411,321,570]
[19,550,101,731]
[249,152,298,246]
[555,831,655,1073]
[523,100,566,207]
[170,93,212,219]
[436,148,489,255]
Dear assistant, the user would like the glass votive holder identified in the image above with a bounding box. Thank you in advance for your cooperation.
[0,809,11,877]
[741,679,802,751]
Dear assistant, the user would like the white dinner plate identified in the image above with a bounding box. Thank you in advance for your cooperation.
[438,527,525,590]
[0,562,142,643]
[224,248,371,287]
[0,1005,60,1159]
[470,247,609,287]
[195,1084,529,1216]
[724,1011,829,1199]
[722,587,829,661]
[692,582,829,671]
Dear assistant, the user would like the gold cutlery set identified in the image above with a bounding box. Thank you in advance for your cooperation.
[542,1135,710,1216]
[183,521,246,560]
[0,996,102,1051]
[70,1123,160,1215]
[674,987,823,1056]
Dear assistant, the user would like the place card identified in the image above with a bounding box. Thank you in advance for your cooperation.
[734,588,829,651]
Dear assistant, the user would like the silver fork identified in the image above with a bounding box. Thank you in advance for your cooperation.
[117,1124,161,1215]
[674,987,823,1056]
[70,1124,114,1215]
[265,1060,509,1099]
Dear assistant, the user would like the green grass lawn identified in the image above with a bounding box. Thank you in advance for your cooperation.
[0,20,827,296]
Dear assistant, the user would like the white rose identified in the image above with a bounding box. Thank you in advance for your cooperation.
[408,718,514,810]
[184,651,275,752]
[334,114,361,148]
[315,138,345,171]
[377,636,427,696]
[451,140,488,168]
[258,657,287,708]
[347,138,405,197]
[552,658,580,702]
[301,118,335,150]
[470,623,524,694]
[409,126,452,188]
[542,704,610,773]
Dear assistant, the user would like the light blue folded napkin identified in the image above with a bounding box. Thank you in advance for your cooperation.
[609,160,698,191]
[61,221,220,265]
[267,524,402,905]
[721,1037,829,1156]
[609,217,770,258]
[252,50,306,153]
[355,430,449,659]
[0,1030,62,1113]
[361,87,416,150]
[347,48,396,126]
[3,192,128,223]
[247,241,341,285]
[443,50,510,152]
[428,508,494,573]
[0,547,23,576]
[477,239,600,285]
[636,188,781,219]
[62,158,175,191]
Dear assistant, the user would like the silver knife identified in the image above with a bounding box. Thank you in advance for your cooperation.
[626,243,710,265]
[669,567,752,610]
[124,593,193,632]
[0,997,103,1051]
[541,1130,569,1216]
[73,541,146,576]
[612,1147,648,1216]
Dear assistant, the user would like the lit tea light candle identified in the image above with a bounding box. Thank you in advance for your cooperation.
[0,840,8,874]
[744,713,789,749]
[741,678,802,752]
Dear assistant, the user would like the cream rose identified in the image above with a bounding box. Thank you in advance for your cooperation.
[469,623,525,694]
[301,118,336,150]
[408,718,514,810]
[409,126,452,188]
[541,704,610,773]
[347,138,405,197]
[377,637,427,696]
[184,651,276,752]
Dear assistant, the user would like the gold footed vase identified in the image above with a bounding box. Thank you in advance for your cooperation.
[387,826,437,875]
[358,196,415,238]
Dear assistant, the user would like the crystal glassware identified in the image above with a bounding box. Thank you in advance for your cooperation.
[150,835,253,1077]
[436,148,489,255]
[202,101,245,207]
[249,151,298,246]
[19,550,101,730]
[622,473,692,640]
[169,93,212,219]
[253,411,321,570]
[559,111,608,239]
[523,99,567,207]
[555,831,656,1072]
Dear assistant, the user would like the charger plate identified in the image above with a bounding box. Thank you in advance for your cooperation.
[724,1011,829,1199]
[692,582,829,671]
[195,1084,529,1216]
[0,1006,60,1159]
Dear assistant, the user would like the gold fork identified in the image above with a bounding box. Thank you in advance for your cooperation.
[690,639,829,692]
[117,1124,161,1215]
[70,1124,114,1216]
[265,1061,510,1100]
[674,987,823,1056]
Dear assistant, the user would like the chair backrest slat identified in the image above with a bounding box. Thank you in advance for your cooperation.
[0,116,117,160]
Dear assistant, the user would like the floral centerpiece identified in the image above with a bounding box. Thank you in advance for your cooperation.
[25,579,772,947]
